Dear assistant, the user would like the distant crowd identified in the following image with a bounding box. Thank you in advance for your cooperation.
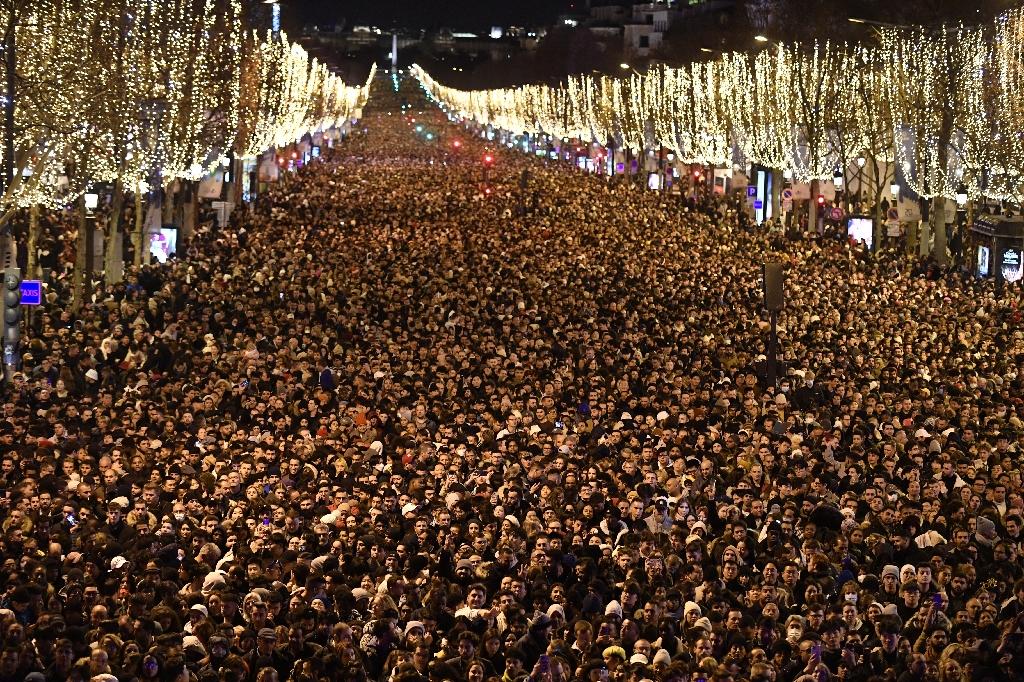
[0,77,1023,682]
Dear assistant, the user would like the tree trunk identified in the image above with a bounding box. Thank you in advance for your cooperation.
[869,158,885,251]
[181,180,197,242]
[931,196,948,266]
[919,200,930,258]
[26,204,39,279]
[133,188,144,267]
[808,178,820,233]
[771,169,782,220]
[72,195,88,312]
[233,157,244,206]
[162,183,174,225]
[873,200,884,251]
[105,175,125,283]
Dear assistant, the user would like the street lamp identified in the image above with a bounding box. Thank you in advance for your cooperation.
[263,0,281,35]
[848,17,907,28]
[754,35,769,43]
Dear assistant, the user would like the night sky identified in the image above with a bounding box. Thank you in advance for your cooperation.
[292,0,577,31]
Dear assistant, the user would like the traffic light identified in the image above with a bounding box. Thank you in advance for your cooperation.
[816,195,826,207]
[3,268,20,369]
[483,153,494,165]
[452,140,462,149]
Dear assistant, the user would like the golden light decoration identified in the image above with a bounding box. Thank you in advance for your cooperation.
[0,0,372,219]
[881,23,985,200]
[411,9,1024,206]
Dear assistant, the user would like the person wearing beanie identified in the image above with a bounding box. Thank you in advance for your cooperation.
[651,648,672,667]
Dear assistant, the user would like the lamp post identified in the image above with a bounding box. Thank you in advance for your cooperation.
[763,263,785,389]
[263,0,281,37]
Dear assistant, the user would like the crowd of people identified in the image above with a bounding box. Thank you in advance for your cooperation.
[1,76,1024,682]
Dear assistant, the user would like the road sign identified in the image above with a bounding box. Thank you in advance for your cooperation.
[747,186,757,197]
[887,207,900,222]
[782,199,793,212]
[753,200,764,210]
[19,280,41,306]
[831,207,844,221]
[782,188,794,201]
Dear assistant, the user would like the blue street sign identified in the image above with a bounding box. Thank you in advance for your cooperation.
[753,200,764,210]
[747,186,757,197]
[20,280,42,306]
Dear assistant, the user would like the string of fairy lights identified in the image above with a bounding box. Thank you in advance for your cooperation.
[0,0,373,213]
[413,6,1024,204]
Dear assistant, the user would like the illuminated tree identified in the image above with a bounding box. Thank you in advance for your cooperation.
[882,24,983,263]
[412,7,1024,253]
[969,9,1024,205]
[846,45,897,244]
[651,63,731,167]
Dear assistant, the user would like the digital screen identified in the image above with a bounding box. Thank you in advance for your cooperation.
[847,218,874,250]
[978,245,991,277]
[150,228,178,264]
[1003,247,1023,283]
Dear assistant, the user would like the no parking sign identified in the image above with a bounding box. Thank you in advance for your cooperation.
[782,188,793,211]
